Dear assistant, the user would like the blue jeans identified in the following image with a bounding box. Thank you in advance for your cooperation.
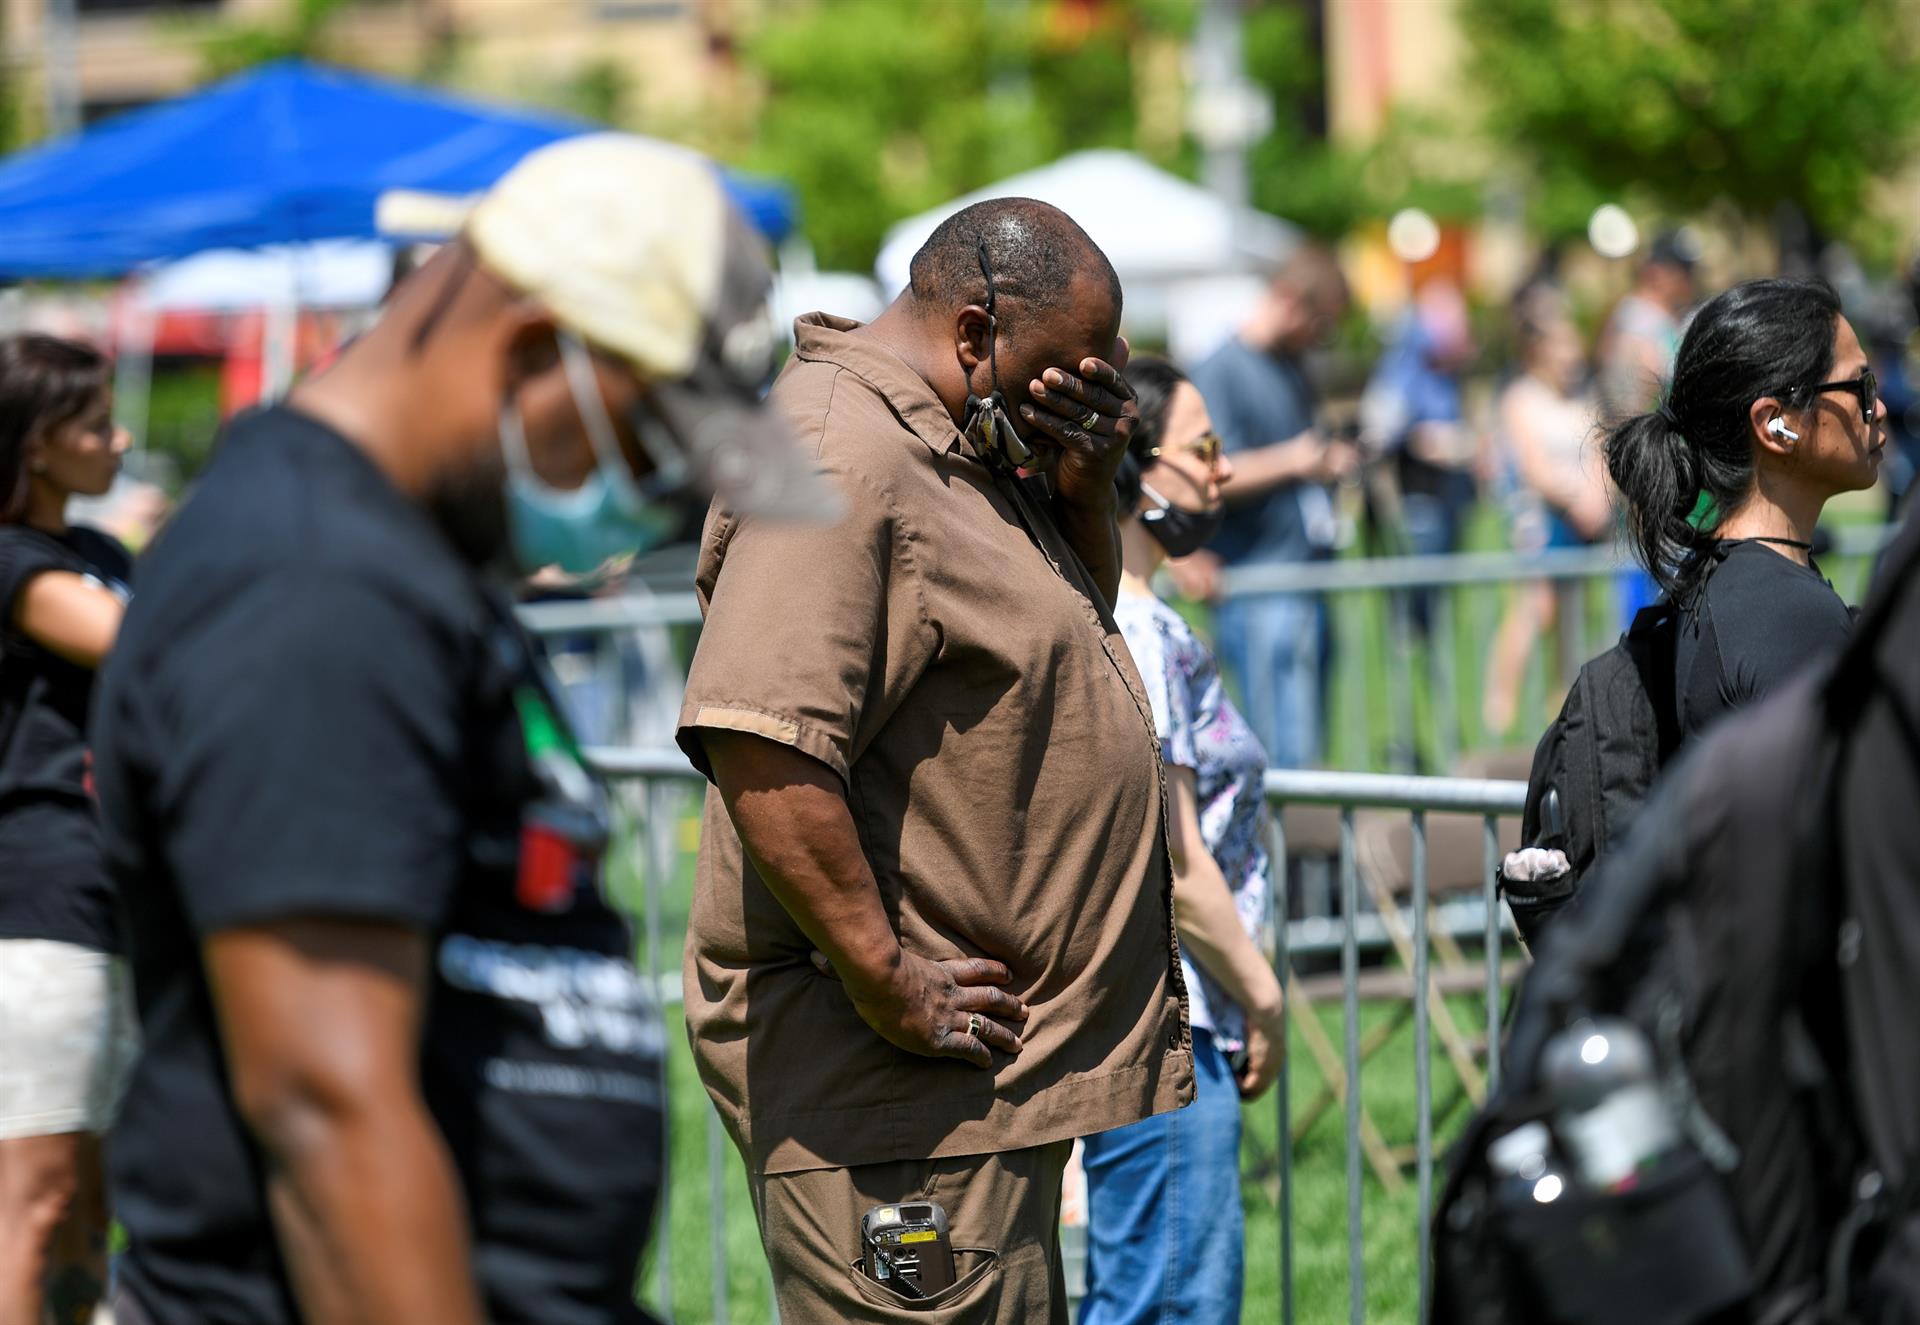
[1213,591,1322,769]
[1079,1029,1244,1324]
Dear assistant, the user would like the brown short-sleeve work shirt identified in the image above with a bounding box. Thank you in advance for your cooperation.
[677,314,1194,1176]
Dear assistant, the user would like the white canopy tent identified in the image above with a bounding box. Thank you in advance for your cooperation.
[135,239,395,315]
[111,239,398,454]
[771,269,886,335]
[874,149,1302,352]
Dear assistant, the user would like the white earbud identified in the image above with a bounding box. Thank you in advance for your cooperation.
[1768,417,1801,442]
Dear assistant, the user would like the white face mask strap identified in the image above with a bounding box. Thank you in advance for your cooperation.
[1139,482,1173,518]
[556,331,648,507]
[497,394,539,485]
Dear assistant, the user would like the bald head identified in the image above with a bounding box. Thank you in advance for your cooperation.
[908,198,1122,321]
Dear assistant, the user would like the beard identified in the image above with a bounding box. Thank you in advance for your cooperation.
[423,446,512,572]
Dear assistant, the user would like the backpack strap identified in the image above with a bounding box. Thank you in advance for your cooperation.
[1626,600,1683,764]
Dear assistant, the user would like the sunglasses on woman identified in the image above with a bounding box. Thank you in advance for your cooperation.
[1790,367,1879,424]
[1147,432,1224,471]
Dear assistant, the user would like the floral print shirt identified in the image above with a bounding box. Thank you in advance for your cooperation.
[1115,588,1273,1050]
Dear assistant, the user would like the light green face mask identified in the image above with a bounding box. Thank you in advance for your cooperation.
[497,332,689,575]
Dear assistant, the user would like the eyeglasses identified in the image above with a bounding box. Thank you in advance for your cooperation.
[1148,432,1224,471]
[1791,368,1879,424]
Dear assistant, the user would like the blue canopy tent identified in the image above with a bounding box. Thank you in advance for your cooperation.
[0,60,795,279]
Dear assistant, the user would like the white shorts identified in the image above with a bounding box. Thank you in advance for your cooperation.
[0,939,138,1140]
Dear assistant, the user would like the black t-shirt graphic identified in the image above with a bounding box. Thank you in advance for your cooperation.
[0,521,130,951]
[92,409,664,1325]
[1676,539,1854,741]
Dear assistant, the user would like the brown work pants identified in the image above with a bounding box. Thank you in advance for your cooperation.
[748,1140,1073,1323]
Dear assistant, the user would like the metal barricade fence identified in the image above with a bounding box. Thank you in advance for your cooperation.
[529,525,1892,776]
[586,746,1527,1324]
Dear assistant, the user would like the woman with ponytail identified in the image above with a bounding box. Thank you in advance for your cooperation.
[1604,278,1885,739]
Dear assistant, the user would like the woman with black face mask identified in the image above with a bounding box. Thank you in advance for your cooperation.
[1079,355,1279,1325]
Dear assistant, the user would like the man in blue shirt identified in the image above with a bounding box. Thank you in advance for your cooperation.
[1185,246,1353,768]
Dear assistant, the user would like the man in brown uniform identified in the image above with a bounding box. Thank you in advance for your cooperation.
[676,198,1194,1321]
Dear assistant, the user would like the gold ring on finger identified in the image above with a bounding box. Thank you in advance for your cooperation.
[967,1013,983,1038]
[1081,410,1101,431]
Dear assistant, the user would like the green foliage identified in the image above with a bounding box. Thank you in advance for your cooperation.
[1241,1,1351,236]
[1460,0,1920,243]
[1242,5,1482,238]
[0,71,24,153]
[142,364,225,484]
[193,0,354,81]
[556,58,632,128]
[737,0,1187,272]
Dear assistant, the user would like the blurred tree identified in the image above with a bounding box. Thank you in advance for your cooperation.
[194,0,355,80]
[738,0,1192,273]
[1242,3,1481,239]
[1461,0,1920,246]
[554,58,631,127]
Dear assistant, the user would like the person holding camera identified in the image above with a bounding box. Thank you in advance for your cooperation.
[1182,246,1355,770]
[1079,356,1284,1325]
[679,199,1194,1322]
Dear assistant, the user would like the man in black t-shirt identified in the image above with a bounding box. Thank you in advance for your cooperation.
[90,135,836,1325]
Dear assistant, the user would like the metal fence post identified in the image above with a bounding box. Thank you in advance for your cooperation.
[1340,808,1365,1325]
[1412,811,1433,1322]
[708,1109,731,1324]
[1429,593,1459,769]
[642,778,676,1322]
[1467,583,1496,750]
[1557,579,1585,690]
[1341,590,1368,770]
[1482,814,1503,1094]
[1269,811,1294,1325]
[1384,591,1417,773]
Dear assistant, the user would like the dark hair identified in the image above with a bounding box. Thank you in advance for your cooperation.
[1603,278,1841,599]
[0,334,111,522]
[1114,354,1188,513]
[908,197,1122,318]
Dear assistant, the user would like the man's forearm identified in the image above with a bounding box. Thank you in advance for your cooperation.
[703,729,1027,1067]
[262,1096,485,1325]
[704,730,902,985]
[1222,432,1322,503]
[1173,857,1283,1022]
[1053,494,1122,608]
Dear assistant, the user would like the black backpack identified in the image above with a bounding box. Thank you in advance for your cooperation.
[1503,600,1683,947]
[1432,519,1920,1325]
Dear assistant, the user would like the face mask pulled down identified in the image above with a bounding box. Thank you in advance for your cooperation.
[498,333,686,575]
[962,372,1032,473]
[1139,482,1224,559]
